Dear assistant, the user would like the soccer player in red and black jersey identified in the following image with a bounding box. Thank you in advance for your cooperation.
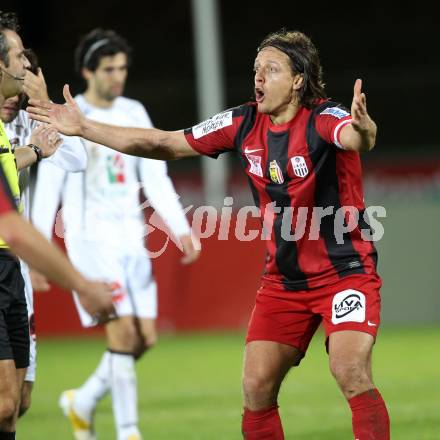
[28,30,390,439]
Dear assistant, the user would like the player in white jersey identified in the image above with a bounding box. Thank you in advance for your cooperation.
[1,49,87,417]
[32,29,199,440]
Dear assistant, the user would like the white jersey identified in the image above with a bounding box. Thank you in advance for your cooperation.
[5,110,87,220]
[4,110,87,382]
[32,95,190,253]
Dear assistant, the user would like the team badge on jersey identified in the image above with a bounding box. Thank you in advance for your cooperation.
[245,154,263,177]
[291,156,309,178]
[106,154,125,183]
[269,160,284,184]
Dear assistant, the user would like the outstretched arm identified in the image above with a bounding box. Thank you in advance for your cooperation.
[339,79,377,152]
[27,85,198,160]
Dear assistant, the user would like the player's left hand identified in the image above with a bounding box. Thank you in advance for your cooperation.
[179,234,201,265]
[27,84,85,137]
[350,79,375,134]
[23,68,50,102]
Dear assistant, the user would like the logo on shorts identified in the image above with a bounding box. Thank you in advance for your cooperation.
[331,289,365,324]
[110,281,126,303]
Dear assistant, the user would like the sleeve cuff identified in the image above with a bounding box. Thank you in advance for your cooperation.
[333,118,352,149]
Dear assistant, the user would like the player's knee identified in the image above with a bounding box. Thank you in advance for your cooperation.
[0,396,17,423]
[242,373,278,403]
[330,360,370,398]
[108,321,138,352]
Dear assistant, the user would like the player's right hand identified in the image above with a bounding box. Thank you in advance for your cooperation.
[76,280,116,323]
[30,124,62,158]
[27,84,85,137]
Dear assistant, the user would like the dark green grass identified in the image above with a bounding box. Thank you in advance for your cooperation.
[18,326,440,439]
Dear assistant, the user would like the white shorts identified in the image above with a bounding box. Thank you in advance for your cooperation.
[66,239,157,328]
[20,261,37,382]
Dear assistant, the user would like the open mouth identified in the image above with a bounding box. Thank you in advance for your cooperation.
[255,88,265,103]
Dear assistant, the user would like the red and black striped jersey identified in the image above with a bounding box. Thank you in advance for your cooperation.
[184,100,378,291]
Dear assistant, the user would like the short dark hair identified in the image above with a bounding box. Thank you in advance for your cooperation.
[74,28,132,75]
[257,29,327,109]
[0,11,19,67]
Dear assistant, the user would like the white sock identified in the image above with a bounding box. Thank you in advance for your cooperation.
[110,352,140,440]
[73,351,111,418]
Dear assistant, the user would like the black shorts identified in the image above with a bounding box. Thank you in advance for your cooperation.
[0,250,29,369]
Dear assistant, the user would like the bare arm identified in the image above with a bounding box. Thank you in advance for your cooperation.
[14,146,39,170]
[28,85,198,160]
[0,211,114,317]
[339,79,377,152]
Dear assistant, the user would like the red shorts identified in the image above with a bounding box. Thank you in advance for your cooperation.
[246,274,382,357]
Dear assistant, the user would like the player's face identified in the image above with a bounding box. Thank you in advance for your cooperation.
[254,47,299,119]
[88,52,128,102]
[0,30,30,99]
[0,94,21,123]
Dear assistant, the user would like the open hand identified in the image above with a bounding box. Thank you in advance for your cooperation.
[351,79,374,133]
[27,84,84,137]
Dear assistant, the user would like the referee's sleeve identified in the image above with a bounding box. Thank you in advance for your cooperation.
[0,165,17,214]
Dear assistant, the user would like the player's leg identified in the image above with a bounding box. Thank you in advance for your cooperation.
[18,381,33,417]
[107,252,157,440]
[322,275,390,439]
[0,360,21,435]
[242,341,302,439]
[242,285,321,439]
[133,317,157,359]
[58,240,124,440]
[105,316,142,440]
[18,328,36,417]
[18,263,36,418]
[328,331,390,439]
[1,259,30,434]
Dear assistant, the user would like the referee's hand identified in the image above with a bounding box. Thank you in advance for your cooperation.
[76,281,117,324]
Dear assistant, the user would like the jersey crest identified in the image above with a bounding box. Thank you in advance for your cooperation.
[269,160,284,184]
[291,156,309,178]
[245,154,263,177]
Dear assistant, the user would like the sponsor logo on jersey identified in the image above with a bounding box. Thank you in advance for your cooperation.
[291,156,309,178]
[245,154,263,177]
[193,111,233,139]
[244,146,263,154]
[320,106,350,119]
[106,154,125,183]
[331,290,366,324]
[269,160,284,184]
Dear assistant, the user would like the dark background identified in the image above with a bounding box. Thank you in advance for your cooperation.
[3,0,438,154]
